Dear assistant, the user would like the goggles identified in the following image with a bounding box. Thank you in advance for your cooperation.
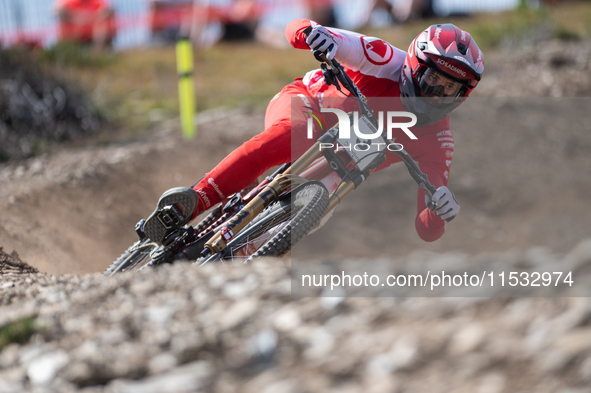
[417,67,467,104]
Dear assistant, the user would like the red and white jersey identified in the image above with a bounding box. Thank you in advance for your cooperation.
[286,19,450,140]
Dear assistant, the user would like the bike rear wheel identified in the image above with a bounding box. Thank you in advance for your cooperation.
[103,240,156,276]
[104,181,328,274]
[103,181,256,276]
[102,206,226,276]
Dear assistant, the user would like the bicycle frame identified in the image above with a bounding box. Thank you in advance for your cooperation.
[200,58,437,258]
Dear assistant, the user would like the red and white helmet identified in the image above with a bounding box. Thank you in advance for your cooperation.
[399,24,484,127]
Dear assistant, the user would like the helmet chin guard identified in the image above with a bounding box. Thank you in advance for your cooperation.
[400,24,484,127]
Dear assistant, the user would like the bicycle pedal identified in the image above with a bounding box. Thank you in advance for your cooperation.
[156,205,184,229]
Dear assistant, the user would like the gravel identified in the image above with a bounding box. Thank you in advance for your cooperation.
[0,246,590,392]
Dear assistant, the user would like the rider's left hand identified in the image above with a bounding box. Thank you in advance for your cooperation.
[425,186,460,222]
[305,23,338,61]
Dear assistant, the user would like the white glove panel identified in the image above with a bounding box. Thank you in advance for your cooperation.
[305,24,338,60]
[425,186,460,222]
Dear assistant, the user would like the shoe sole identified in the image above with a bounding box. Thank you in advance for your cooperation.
[143,187,199,244]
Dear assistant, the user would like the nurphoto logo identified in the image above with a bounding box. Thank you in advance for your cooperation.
[305,107,418,152]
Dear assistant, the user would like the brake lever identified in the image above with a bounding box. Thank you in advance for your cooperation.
[313,49,327,62]
[320,63,338,87]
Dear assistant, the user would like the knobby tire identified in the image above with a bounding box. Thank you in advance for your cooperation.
[103,240,156,276]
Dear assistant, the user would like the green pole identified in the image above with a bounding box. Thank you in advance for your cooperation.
[176,38,196,139]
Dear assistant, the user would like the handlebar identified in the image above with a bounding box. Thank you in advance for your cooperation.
[304,44,438,199]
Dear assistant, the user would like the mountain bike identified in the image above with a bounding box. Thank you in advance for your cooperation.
[104,55,438,276]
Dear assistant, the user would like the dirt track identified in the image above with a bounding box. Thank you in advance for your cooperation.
[1,40,591,274]
[0,109,263,274]
[0,38,591,392]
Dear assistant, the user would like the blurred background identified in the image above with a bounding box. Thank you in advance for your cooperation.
[0,0,541,50]
[1,0,589,161]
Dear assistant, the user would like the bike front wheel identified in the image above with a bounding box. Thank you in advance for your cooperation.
[197,181,329,264]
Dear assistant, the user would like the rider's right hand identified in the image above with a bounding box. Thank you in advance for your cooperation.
[305,23,338,61]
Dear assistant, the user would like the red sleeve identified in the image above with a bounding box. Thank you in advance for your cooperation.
[413,125,454,242]
[415,161,448,242]
[285,19,314,50]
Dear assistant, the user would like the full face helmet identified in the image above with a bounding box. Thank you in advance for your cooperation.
[399,24,484,127]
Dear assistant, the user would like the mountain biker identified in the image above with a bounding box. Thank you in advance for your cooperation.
[143,19,484,246]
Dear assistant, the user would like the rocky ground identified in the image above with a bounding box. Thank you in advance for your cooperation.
[1,37,591,392]
[1,249,591,393]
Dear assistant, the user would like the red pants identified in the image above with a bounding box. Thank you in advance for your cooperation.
[191,80,319,212]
